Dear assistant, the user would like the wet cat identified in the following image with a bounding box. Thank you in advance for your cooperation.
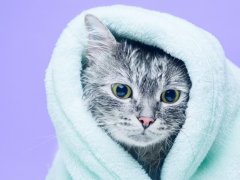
[81,14,192,180]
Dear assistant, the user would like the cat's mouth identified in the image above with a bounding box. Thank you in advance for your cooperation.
[129,133,152,142]
[118,128,166,147]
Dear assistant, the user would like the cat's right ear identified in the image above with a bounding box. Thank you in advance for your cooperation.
[84,14,117,62]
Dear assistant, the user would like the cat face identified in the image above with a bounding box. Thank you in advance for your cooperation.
[82,15,191,147]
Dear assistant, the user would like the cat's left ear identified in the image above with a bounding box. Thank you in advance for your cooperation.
[84,14,117,57]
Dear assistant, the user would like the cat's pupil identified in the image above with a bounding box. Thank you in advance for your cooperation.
[165,90,176,102]
[116,84,128,97]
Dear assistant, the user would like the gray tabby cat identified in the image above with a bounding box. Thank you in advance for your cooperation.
[81,14,192,180]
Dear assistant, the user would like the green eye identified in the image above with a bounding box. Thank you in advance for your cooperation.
[161,89,180,103]
[111,83,132,99]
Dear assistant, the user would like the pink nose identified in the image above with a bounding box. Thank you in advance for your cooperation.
[138,117,155,129]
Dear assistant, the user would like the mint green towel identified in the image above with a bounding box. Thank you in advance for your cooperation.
[45,5,240,180]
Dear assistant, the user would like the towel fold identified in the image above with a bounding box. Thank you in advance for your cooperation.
[45,5,240,180]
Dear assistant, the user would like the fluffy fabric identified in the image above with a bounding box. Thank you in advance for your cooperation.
[45,5,240,180]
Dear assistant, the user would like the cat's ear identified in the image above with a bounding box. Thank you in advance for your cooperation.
[84,14,117,60]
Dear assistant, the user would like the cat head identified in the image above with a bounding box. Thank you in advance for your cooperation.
[82,14,191,147]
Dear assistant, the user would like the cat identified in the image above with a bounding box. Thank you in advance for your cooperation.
[81,14,192,180]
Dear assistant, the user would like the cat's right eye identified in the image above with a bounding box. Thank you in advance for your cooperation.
[161,89,180,104]
[111,83,132,99]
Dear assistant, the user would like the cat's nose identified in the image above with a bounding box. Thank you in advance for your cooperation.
[138,117,155,129]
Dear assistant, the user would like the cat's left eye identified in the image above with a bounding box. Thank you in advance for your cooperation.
[111,83,132,99]
[161,89,180,104]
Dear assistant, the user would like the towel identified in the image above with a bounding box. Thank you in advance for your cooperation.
[45,5,240,180]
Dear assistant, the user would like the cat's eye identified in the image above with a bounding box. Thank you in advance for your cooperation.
[111,83,132,99]
[161,89,180,104]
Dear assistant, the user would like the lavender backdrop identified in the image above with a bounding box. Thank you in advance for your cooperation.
[0,0,239,180]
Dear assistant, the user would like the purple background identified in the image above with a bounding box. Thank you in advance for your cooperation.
[0,0,239,180]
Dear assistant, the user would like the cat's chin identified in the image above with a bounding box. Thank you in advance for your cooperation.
[111,129,166,148]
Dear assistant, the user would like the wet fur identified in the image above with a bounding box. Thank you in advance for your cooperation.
[81,15,192,180]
